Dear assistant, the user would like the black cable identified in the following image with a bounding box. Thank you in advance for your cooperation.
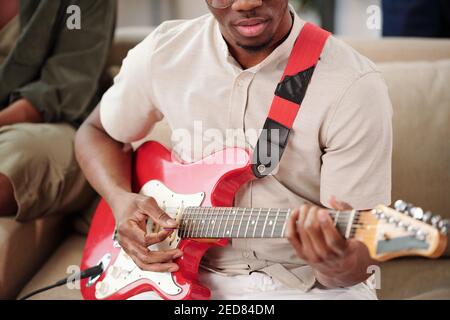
[19,264,104,300]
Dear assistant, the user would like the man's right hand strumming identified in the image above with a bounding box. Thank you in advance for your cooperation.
[111,192,183,273]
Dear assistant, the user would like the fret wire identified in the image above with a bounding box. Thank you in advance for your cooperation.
[216,207,225,238]
[223,208,232,238]
[236,208,245,238]
[199,206,206,238]
[204,207,213,238]
[261,208,270,238]
[271,208,280,238]
[189,209,197,238]
[208,207,214,238]
[210,207,219,238]
[230,208,238,238]
[192,207,199,238]
[185,210,192,238]
[244,208,253,238]
[280,210,291,237]
[252,208,262,238]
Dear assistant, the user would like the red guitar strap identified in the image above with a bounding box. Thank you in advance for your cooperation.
[252,23,331,178]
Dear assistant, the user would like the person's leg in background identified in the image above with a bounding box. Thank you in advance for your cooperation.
[0,173,17,216]
[0,123,95,221]
[382,0,450,37]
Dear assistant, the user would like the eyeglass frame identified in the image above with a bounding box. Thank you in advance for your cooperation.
[206,0,263,10]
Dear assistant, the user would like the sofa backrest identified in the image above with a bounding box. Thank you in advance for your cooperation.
[345,39,450,255]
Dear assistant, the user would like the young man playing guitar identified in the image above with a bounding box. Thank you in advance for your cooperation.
[75,0,392,299]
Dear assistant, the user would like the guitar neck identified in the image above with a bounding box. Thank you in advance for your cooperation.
[179,207,360,240]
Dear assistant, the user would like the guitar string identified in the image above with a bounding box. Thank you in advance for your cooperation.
[154,207,365,237]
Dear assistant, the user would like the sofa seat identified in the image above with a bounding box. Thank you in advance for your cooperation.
[378,258,450,300]
[19,234,450,300]
[0,215,67,299]
[18,235,85,300]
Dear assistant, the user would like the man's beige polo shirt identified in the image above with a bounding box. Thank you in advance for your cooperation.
[100,10,392,291]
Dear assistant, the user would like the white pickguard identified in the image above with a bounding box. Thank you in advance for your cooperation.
[95,180,205,299]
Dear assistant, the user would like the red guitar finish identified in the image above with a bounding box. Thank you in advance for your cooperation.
[80,141,255,300]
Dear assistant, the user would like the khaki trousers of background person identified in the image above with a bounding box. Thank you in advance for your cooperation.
[0,123,95,221]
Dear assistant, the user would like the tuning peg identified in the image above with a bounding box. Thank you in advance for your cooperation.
[438,220,449,234]
[422,211,433,224]
[409,207,424,220]
[394,200,408,213]
[431,215,442,227]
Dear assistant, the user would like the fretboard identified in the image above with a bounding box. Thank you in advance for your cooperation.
[178,207,359,239]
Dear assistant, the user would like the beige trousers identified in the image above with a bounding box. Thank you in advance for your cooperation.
[129,268,378,300]
[0,123,95,221]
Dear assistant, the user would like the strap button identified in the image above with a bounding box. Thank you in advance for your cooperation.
[257,164,266,174]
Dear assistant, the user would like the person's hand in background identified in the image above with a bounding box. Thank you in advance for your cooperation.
[0,98,42,126]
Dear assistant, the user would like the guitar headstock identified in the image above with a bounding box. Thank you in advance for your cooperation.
[355,200,448,262]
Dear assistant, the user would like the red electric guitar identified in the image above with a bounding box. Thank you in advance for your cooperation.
[80,141,448,300]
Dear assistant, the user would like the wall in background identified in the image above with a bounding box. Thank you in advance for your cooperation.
[173,0,208,20]
[117,0,382,38]
[335,0,381,38]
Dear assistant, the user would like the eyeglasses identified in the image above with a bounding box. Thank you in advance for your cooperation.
[206,0,237,9]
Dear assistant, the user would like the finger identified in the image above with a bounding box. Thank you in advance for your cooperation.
[136,196,178,228]
[318,209,347,256]
[303,206,337,262]
[287,209,303,256]
[123,241,183,265]
[119,219,149,247]
[329,195,352,211]
[145,228,176,246]
[137,261,180,273]
[297,205,321,263]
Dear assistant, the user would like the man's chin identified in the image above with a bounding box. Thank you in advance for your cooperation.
[236,38,274,52]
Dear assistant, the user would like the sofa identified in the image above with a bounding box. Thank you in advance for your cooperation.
[1,29,449,300]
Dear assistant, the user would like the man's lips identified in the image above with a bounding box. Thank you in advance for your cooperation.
[233,18,270,37]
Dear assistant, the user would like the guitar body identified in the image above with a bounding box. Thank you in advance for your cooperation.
[80,141,255,300]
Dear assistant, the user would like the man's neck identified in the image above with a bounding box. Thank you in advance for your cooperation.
[228,10,294,70]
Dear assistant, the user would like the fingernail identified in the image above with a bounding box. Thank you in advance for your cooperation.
[167,219,177,227]
[318,210,329,224]
[169,265,179,272]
